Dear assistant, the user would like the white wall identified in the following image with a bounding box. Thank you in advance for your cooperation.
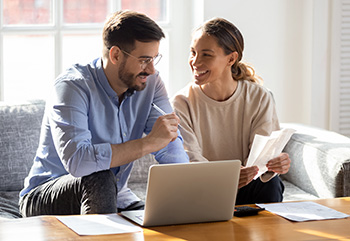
[201,0,316,125]
[180,0,334,129]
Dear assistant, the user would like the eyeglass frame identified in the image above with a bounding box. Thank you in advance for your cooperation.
[120,49,162,70]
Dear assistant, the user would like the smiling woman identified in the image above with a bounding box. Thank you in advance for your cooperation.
[172,17,289,205]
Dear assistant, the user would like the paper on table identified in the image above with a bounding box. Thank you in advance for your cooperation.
[256,201,350,222]
[246,128,295,179]
[56,213,142,236]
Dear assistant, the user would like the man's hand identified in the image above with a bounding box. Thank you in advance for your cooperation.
[110,113,181,168]
[266,152,291,174]
[145,113,180,151]
[239,166,258,189]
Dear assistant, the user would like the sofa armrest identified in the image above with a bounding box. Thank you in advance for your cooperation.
[0,100,45,192]
[281,123,350,198]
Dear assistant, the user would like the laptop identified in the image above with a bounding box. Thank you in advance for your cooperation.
[121,160,241,227]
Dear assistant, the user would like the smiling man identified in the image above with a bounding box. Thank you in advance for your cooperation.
[19,10,189,217]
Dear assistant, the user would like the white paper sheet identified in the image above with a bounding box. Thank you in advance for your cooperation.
[56,213,142,236]
[246,128,295,179]
[256,201,350,222]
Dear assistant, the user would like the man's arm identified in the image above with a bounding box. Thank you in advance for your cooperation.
[110,113,181,168]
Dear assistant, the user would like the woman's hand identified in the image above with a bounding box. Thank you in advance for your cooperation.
[266,152,291,174]
[239,166,258,189]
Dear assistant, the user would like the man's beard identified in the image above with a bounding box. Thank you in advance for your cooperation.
[118,59,148,92]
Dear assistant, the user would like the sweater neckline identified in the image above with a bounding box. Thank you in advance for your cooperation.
[194,80,242,106]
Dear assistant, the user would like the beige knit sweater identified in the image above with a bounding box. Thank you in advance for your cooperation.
[172,80,280,181]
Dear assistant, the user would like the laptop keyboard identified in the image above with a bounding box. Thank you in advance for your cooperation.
[135,214,144,222]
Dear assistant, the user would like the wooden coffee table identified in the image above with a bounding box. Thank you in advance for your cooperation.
[1,197,350,241]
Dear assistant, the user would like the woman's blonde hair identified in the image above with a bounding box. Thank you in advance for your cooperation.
[197,17,262,84]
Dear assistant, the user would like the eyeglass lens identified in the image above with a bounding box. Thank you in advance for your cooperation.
[141,54,162,69]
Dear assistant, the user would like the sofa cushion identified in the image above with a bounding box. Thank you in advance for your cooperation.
[0,100,45,192]
[281,180,319,201]
[0,191,22,219]
[281,123,350,198]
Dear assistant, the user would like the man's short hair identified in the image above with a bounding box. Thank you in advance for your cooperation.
[102,10,165,57]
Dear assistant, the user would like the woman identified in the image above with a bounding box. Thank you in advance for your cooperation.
[172,17,291,204]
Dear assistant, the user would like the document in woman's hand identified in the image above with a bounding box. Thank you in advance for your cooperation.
[246,128,296,179]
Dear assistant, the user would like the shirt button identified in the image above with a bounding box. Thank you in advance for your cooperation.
[123,133,126,137]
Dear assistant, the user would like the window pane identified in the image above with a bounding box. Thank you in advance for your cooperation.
[121,0,167,22]
[63,0,108,24]
[3,35,54,101]
[62,34,102,70]
[3,0,52,25]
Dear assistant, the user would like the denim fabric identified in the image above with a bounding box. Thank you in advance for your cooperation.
[19,170,118,217]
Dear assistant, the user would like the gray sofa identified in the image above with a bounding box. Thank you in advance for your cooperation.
[1,100,350,219]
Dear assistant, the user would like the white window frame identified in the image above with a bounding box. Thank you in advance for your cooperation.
[0,0,196,101]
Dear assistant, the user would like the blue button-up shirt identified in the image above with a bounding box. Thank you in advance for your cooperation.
[20,58,189,208]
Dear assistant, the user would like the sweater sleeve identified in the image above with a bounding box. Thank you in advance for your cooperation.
[171,94,209,163]
[248,89,280,182]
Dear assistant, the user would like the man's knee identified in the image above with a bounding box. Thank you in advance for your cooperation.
[80,170,118,214]
[81,170,116,189]
[19,170,119,216]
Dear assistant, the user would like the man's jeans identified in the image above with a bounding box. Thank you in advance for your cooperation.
[19,170,119,217]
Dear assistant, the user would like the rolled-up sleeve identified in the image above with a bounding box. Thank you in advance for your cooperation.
[64,143,112,177]
[49,79,112,177]
[153,135,189,164]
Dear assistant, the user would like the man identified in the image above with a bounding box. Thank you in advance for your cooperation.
[19,10,189,217]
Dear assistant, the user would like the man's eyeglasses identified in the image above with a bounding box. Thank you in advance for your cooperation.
[121,49,162,70]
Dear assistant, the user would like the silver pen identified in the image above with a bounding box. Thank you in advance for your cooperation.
[151,103,183,129]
